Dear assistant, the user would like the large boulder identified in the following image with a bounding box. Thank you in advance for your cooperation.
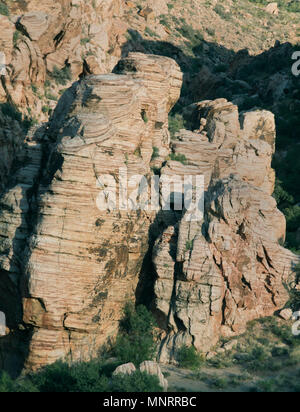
[113,362,136,376]
[265,3,279,15]
[139,361,168,391]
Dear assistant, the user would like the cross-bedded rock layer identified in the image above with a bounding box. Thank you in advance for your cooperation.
[152,99,297,362]
[0,54,297,372]
[0,53,182,371]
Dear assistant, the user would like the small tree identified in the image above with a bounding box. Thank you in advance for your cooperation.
[114,303,157,366]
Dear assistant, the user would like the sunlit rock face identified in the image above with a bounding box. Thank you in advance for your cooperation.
[0,0,126,113]
[0,52,296,373]
[0,53,182,371]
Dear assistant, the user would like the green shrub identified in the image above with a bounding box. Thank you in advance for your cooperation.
[207,352,235,369]
[209,375,229,389]
[111,371,162,392]
[42,105,51,114]
[237,346,282,372]
[114,303,157,366]
[13,30,21,46]
[30,361,76,392]
[185,240,194,251]
[254,378,278,393]
[145,27,158,38]
[214,4,231,20]
[176,23,203,46]
[168,113,186,139]
[177,345,204,370]
[0,371,38,392]
[0,372,18,392]
[44,79,51,88]
[169,153,188,165]
[248,0,300,12]
[45,91,58,101]
[50,65,72,86]
[141,109,148,123]
[1,358,162,392]
[0,102,22,122]
[151,147,160,161]
[80,38,90,46]
[0,2,9,16]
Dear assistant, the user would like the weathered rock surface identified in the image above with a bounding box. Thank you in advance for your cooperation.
[279,308,293,321]
[0,53,182,372]
[265,3,279,15]
[152,99,297,362]
[0,0,298,378]
[113,362,136,376]
[139,360,168,391]
[0,0,127,115]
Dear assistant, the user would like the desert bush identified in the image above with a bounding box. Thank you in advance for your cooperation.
[177,345,204,370]
[1,358,162,392]
[169,153,188,165]
[151,147,160,161]
[114,303,157,366]
[111,371,162,392]
[13,30,21,45]
[141,109,148,123]
[208,374,229,389]
[207,352,235,369]
[50,65,72,86]
[238,346,281,372]
[0,371,38,392]
[168,113,186,139]
[0,2,9,16]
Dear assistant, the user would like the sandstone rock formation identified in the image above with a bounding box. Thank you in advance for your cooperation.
[0,0,130,214]
[0,46,297,372]
[140,360,168,391]
[112,360,168,390]
[112,362,136,376]
[265,3,279,15]
[0,52,182,372]
[279,308,293,321]
[0,0,127,115]
[0,1,298,376]
[151,99,297,362]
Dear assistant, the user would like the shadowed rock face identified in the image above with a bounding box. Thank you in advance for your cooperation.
[0,53,182,371]
[152,100,297,362]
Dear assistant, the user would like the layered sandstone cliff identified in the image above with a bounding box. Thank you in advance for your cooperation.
[0,0,126,107]
[0,52,182,371]
[1,59,297,371]
[151,100,297,362]
[0,1,298,375]
[0,0,128,194]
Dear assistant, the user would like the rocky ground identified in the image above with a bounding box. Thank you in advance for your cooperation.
[162,315,300,392]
